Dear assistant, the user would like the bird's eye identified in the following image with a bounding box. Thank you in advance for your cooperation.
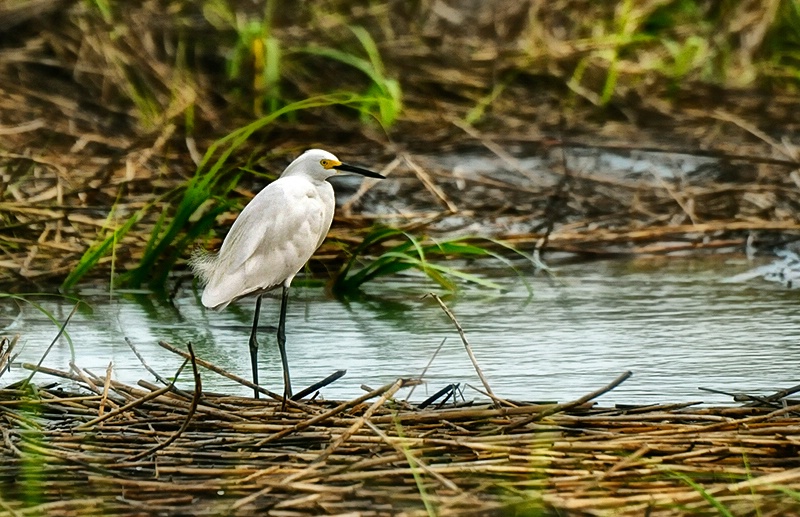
[320,159,331,168]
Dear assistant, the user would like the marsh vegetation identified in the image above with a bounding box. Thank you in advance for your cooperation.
[2,1,800,515]
[1,0,799,292]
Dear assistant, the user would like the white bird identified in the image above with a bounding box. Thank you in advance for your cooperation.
[191,149,384,401]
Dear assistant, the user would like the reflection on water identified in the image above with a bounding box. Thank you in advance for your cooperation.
[2,256,799,405]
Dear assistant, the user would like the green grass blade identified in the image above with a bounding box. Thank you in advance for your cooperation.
[423,262,502,290]
[334,230,427,292]
[61,207,143,291]
[423,240,491,256]
[333,228,516,294]
[671,472,734,517]
[351,25,385,79]
[343,259,419,290]
[0,294,82,362]
[393,417,437,517]
[465,73,516,125]
[302,46,380,85]
[263,35,282,113]
[464,237,539,295]
[335,227,408,283]
[300,26,401,126]
[772,485,800,501]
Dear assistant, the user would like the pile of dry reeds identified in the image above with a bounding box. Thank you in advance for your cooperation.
[1,341,799,516]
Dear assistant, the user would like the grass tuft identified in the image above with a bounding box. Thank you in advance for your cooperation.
[671,471,735,517]
[332,226,534,296]
[301,25,402,127]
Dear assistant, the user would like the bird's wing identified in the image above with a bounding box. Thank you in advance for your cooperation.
[201,177,334,308]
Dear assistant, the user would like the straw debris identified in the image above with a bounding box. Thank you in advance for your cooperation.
[1,361,800,516]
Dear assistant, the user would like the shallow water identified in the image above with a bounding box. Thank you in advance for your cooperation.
[2,256,799,406]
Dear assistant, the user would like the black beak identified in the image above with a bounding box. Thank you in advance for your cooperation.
[335,162,385,179]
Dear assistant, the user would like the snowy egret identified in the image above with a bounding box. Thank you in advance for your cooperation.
[191,149,384,400]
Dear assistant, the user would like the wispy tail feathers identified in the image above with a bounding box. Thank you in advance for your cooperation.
[189,247,217,287]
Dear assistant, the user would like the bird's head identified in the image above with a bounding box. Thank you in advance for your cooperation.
[282,149,385,181]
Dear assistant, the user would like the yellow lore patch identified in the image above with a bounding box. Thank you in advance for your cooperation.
[320,158,341,170]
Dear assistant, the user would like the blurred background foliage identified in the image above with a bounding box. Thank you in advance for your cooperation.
[1,0,799,290]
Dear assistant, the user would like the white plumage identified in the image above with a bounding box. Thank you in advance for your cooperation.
[191,148,384,401]
[194,174,335,309]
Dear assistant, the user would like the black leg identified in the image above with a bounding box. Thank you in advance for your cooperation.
[248,294,263,399]
[277,284,293,406]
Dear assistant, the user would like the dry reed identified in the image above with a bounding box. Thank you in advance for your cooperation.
[1,352,799,516]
